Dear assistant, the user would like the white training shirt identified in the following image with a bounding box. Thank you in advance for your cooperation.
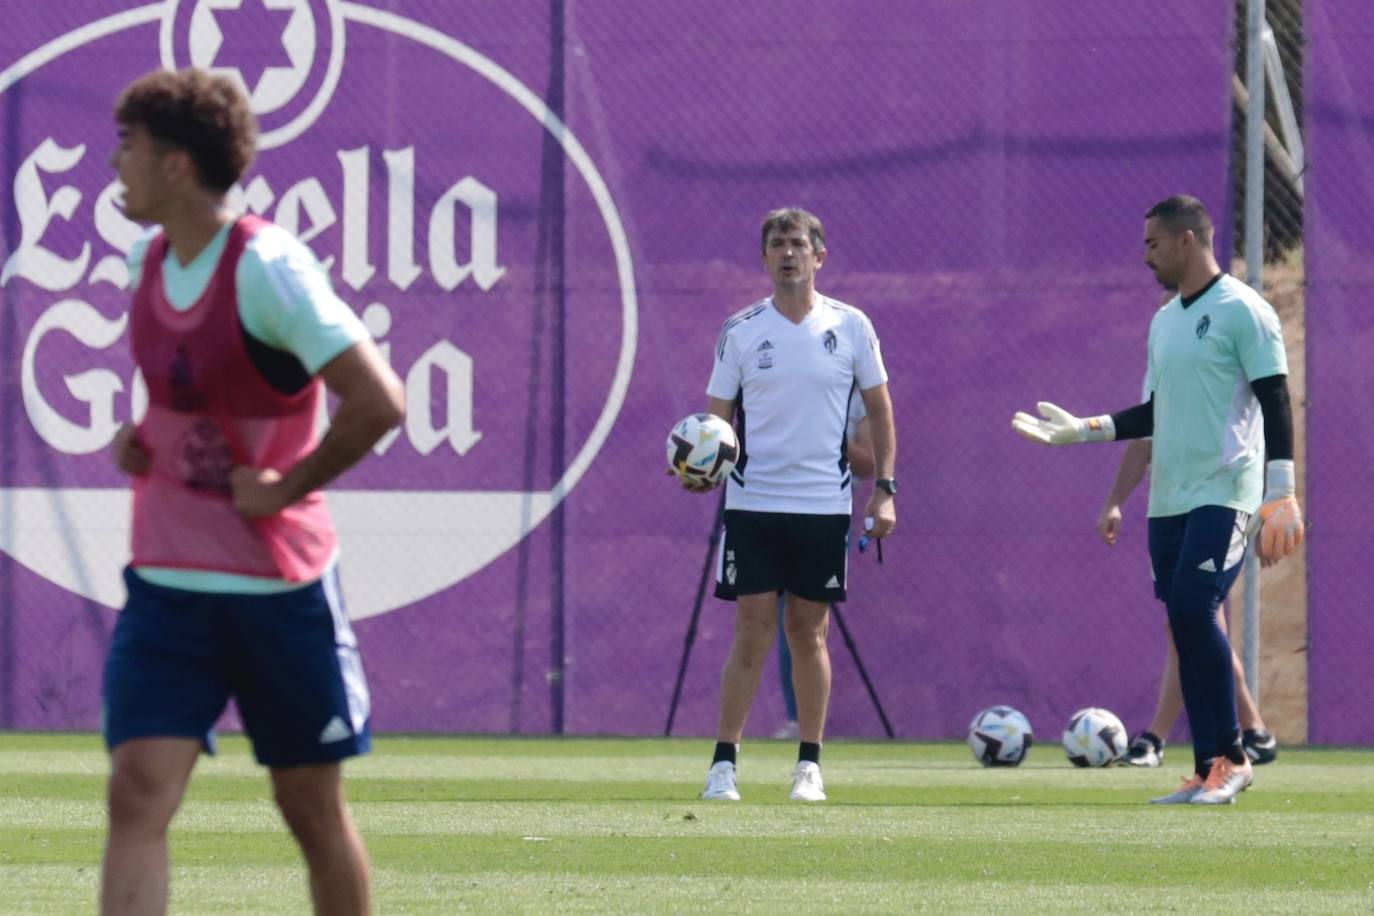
[846,386,867,441]
[707,295,888,514]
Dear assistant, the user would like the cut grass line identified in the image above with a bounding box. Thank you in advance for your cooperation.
[5,798,1374,849]
[3,828,1372,888]
[7,865,1374,915]
[5,735,1374,913]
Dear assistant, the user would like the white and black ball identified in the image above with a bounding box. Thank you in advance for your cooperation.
[968,705,1034,767]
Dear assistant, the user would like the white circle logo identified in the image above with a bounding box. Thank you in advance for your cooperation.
[0,4,638,620]
[160,0,346,149]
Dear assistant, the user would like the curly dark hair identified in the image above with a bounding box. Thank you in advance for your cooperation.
[114,68,257,192]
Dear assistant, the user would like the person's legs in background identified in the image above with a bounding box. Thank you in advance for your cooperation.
[1124,600,1277,767]
[772,593,800,739]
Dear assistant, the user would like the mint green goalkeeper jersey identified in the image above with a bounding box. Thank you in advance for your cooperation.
[1144,274,1288,518]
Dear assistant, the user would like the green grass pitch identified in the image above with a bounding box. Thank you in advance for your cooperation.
[2,733,1373,913]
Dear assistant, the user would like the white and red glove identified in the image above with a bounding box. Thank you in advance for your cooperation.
[1012,402,1116,445]
[1255,459,1304,559]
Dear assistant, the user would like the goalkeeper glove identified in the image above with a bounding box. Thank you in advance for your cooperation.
[1012,401,1116,445]
[1255,459,1304,559]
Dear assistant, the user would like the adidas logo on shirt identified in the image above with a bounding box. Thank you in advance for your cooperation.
[318,716,352,744]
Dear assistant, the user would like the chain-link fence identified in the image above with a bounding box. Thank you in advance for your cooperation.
[0,0,1364,746]
[1227,0,1310,742]
[1303,0,1374,745]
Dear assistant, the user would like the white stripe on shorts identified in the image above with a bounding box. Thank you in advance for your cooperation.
[322,566,371,735]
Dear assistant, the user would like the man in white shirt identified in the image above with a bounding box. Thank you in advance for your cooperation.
[684,208,897,802]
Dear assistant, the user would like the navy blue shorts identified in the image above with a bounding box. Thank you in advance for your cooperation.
[714,510,850,602]
[1148,506,1250,608]
[103,566,371,768]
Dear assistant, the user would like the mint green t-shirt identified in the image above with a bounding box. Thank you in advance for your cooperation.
[128,221,369,593]
[1144,274,1288,518]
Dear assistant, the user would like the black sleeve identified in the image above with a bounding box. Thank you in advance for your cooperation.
[1251,374,1294,461]
[1110,396,1154,441]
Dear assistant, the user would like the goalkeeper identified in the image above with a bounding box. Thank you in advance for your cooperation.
[1012,195,1301,807]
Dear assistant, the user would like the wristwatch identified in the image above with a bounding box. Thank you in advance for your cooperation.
[875,478,897,495]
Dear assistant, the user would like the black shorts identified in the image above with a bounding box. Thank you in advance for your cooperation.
[714,510,851,603]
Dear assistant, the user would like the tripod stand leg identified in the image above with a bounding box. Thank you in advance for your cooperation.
[664,490,727,735]
[829,603,895,738]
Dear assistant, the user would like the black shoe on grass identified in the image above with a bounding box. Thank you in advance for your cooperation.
[1122,731,1163,768]
[1243,729,1278,765]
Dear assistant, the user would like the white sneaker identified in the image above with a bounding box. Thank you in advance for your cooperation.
[771,720,800,740]
[789,761,826,801]
[701,761,740,801]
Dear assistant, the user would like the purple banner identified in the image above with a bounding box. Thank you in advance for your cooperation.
[1,2,1244,743]
[1305,1,1374,745]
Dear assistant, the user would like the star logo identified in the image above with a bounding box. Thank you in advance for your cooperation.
[167,0,339,147]
[195,0,309,106]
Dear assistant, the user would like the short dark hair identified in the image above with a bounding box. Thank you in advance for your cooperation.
[1145,195,1214,246]
[760,207,826,254]
[115,68,257,192]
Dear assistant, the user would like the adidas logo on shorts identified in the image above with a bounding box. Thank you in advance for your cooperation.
[318,716,352,744]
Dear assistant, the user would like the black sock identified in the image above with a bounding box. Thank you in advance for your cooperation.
[798,741,821,765]
[1222,741,1248,765]
[1243,728,1271,742]
[1197,756,1212,779]
[712,742,737,766]
[1139,730,1164,751]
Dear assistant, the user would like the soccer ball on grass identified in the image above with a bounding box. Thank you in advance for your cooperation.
[968,705,1033,767]
[1061,707,1127,767]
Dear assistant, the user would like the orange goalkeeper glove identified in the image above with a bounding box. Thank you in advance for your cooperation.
[1256,460,1304,559]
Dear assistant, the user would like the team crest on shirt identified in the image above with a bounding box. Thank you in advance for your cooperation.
[822,330,838,353]
[1196,314,1211,339]
[756,339,774,369]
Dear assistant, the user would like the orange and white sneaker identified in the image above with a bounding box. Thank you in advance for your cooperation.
[1149,774,1206,805]
[1191,756,1254,805]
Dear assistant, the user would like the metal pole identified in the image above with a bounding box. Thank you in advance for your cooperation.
[1242,0,1266,705]
[664,490,727,736]
[829,604,895,738]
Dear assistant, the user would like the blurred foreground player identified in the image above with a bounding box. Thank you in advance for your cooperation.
[101,69,403,915]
